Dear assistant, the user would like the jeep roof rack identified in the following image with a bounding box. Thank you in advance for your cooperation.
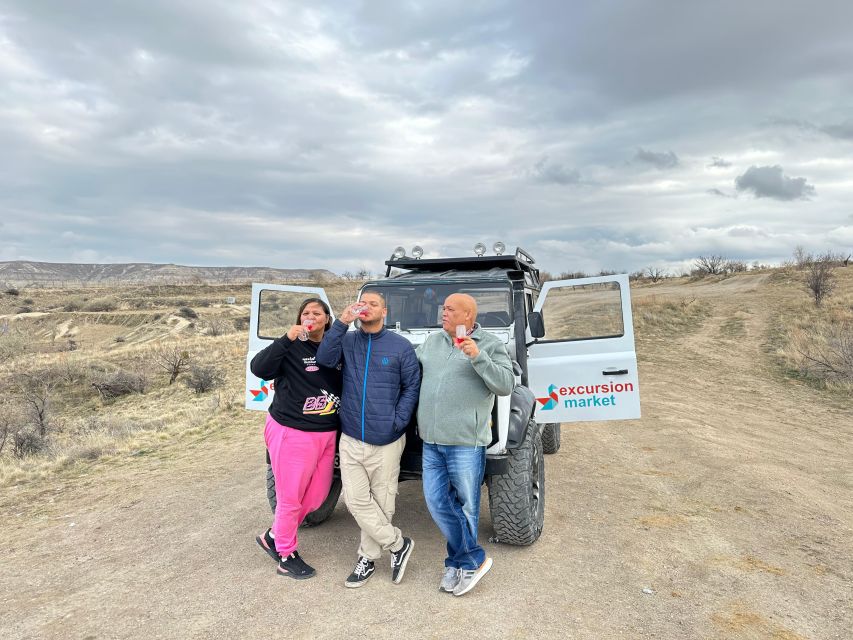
[384,247,537,278]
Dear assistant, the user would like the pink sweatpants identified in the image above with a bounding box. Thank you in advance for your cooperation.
[264,415,337,557]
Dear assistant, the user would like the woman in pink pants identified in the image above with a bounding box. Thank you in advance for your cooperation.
[250,298,342,579]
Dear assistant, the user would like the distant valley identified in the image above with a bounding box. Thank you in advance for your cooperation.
[0,261,337,287]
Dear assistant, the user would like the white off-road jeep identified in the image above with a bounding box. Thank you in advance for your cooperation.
[245,246,641,545]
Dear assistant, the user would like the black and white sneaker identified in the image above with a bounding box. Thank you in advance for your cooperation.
[255,528,280,563]
[345,556,375,588]
[277,550,316,580]
[390,537,414,584]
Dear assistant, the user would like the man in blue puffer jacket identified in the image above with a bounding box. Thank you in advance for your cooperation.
[316,291,421,588]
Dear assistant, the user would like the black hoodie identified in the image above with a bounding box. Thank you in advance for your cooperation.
[250,335,342,432]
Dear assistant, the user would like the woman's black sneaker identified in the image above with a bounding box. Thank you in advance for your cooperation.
[345,556,375,588]
[277,551,316,580]
[255,529,280,563]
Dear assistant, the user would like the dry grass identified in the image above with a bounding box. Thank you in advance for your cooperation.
[1,272,849,485]
[632,294,711,340]
[0,279,365,485]
[768,265,853,394]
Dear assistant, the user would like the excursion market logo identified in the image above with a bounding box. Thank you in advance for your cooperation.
[537,381,635,410]
[250,379,270,402]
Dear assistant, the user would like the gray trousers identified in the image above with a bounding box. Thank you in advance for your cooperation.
[339,432,406,561]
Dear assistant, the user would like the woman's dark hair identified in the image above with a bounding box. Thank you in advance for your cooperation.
[296,297,333,331]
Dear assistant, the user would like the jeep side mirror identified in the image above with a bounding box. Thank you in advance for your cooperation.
[527,311,545,338]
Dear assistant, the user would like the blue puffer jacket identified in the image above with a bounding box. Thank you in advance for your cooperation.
[316,320,421,445]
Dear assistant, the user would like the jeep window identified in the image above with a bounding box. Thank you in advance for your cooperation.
[362,283,512,329]
[539,281,624,341]
[257,289,311,339]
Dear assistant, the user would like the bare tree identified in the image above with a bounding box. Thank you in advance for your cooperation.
[694,255,727,275]
[793,245,812,269]
[0,412,14,455]
[805,253,836,307]
[722,260,748,274]
[644,266,668,282]
[15,371,57,437]
[152,343,191,384]
[202,317,230,337]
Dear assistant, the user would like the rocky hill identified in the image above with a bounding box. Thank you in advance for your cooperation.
[0,261,337,287]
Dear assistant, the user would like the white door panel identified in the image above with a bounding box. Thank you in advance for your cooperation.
[245,283,333,411]
[528,274,641,423]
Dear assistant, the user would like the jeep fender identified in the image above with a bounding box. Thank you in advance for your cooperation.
[506,385,537,449]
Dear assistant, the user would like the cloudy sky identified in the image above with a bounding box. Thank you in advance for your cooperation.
[1,0,852,275]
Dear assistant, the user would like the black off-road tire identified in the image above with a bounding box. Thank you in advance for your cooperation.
[541,422,561,454]
[486,419,545,545]
[266,464,342,527]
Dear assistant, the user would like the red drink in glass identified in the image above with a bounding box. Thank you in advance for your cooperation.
[455,324,466,345]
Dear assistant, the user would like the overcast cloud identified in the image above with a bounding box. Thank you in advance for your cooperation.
[1,0,852,275]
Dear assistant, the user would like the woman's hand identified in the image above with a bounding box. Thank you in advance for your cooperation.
[285,324,306,341]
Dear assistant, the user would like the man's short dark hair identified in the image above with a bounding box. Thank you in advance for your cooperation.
[361,290,386,308]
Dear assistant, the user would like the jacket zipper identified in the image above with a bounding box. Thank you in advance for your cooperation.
[361,334,372,441]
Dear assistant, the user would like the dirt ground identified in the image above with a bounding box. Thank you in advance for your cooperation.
[1,274,851,639]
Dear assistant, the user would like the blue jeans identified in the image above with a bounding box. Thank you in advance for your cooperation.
[422,442,486,571]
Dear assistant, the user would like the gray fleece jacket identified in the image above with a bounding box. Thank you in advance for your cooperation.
[416,325,514,446]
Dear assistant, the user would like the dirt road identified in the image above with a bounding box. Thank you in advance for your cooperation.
[1,277,851,639]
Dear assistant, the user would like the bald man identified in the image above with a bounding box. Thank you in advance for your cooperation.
[416,293,514,596]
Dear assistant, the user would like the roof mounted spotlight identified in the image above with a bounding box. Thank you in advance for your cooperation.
[493,241,506,256]
[411,245,424,259]
[473,242,487,257]
[392,246,406,259]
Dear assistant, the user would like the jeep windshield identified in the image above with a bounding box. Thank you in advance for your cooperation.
[361,282,513,330]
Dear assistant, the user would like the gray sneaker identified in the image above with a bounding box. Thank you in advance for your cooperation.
[453,557,493,596]
[439,567,460,593]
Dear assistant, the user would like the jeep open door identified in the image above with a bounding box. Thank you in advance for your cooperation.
[527,274,641,423]
[245,283,334,411]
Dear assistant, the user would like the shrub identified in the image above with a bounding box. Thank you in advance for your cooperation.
[83,298,118,312]
[91,369,148,400]
[12,429,45,458]
[0,330,32,363]
[724,260,748,274]
[203,317,230,337]
[5,287,19,296]
[63,298,84,312]
[233,316,250,331]
[185,364,224,394]
[794,323,853,383]
[178,306,198,319]
[0,410,21,455]
[805,254,836,307]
